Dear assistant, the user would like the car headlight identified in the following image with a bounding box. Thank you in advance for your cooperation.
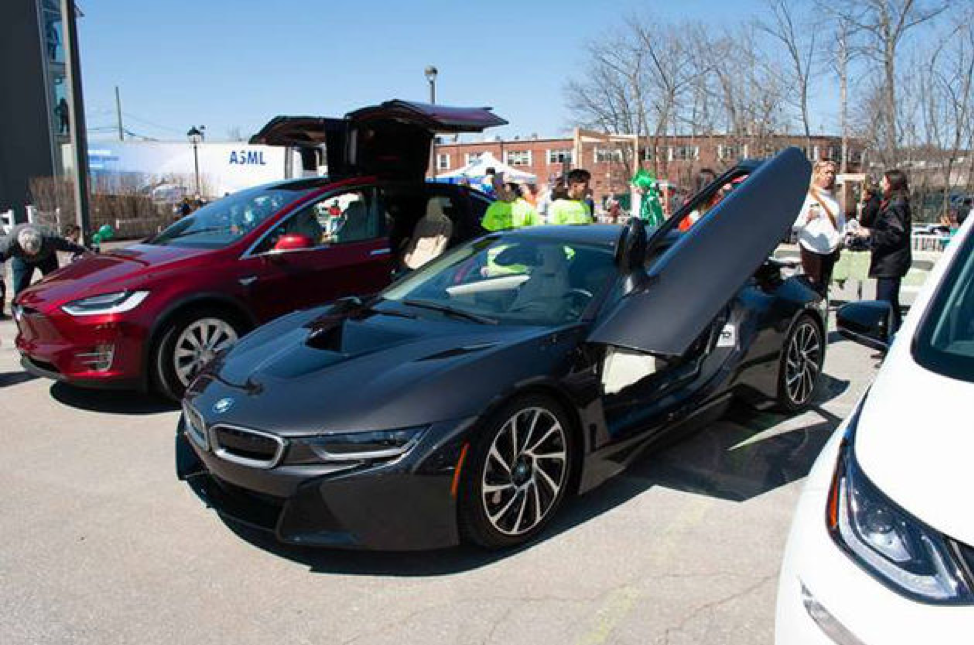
[290,426,427,463]
[827,428,974,604]
[61,291,149,316]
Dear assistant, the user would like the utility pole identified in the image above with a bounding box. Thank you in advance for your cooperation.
[60,0,91,242]
[115,85,124,141]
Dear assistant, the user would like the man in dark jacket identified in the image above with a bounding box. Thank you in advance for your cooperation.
[0,223,89,295]
[852,169,912,333]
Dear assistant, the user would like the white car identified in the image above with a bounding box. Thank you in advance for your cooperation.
[775,216,974,644]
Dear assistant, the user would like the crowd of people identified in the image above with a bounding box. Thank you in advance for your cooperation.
[0,158,955,337]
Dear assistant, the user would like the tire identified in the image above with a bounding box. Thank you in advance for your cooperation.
[775,313,823,412]
[153,308,244,400]
[459,394,576,549]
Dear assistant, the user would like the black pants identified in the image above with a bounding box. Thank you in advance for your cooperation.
[800,247,839,295]
[12,254,59,295]
[876,276,903,334]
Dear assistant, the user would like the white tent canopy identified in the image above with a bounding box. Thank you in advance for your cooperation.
[436,151,537,183]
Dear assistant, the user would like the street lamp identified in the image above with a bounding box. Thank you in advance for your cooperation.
[424,65,438,105]
[186,125,205,196]
[425,66,438,178]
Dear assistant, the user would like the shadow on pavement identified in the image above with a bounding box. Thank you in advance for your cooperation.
[0,370,38,387]
[221,374,849,576]
[50,382,179,415]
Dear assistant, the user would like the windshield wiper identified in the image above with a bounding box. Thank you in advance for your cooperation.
[403,299,498,325]
[308,297,415,330]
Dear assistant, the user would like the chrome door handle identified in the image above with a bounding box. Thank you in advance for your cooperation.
[238,276,258,287]
[370,248,391,256]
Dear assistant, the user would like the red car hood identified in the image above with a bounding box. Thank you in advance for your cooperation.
[16,243,210,310]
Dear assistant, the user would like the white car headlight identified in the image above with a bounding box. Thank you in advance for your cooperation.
[61,291,150,316]
[827,421,974,604]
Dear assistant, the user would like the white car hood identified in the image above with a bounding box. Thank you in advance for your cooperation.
[856,331,974,546]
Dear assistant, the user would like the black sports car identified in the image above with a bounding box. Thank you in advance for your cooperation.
[177,148,824,550]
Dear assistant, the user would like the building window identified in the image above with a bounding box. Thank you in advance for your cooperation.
[594,148,624,164]
[465,152,483,165]
[848,149,864,165]
[547,149,572,165]
[641,146,655,161]
[669,145,699,161]
[505,150,532,167]
[718,144,746,162]
[436,153,450,171]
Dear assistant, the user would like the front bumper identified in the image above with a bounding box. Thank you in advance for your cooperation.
[14,305,147,388]
[175,415,475,550]
[775,429,974,644]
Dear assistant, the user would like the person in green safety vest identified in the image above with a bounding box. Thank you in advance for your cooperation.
[549,169,593,225]
[482,182,540,231]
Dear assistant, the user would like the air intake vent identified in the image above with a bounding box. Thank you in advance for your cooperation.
[212,425,285,469]
[418,342,497,361]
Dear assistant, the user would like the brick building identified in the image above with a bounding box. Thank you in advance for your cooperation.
[433,130,864,209]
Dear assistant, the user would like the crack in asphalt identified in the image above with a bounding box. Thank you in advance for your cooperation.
[658,573,777,645]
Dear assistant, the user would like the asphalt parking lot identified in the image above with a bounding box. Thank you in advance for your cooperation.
[0,313,878,645]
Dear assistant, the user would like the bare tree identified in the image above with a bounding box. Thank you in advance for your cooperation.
[757,0,817,146]
[828,0,949,163]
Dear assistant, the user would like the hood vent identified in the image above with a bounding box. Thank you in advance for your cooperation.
[417,342,498,362]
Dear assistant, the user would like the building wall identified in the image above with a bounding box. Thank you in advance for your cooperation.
[434,134,863,207]
[0,0,59,222]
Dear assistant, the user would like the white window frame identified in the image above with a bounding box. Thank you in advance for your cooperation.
[465,152,483,165]
[669,145,700,162]
[594,148,624,164]
[436,153,450,171]
[547,149,572,165]
[718,143,747,162]
[505,150,532,167]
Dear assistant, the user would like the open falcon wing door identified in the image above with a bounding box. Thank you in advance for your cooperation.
[250,100,507,181]
[588,147,811,356]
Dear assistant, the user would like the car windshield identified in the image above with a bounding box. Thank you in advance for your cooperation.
[148,184,318,248]
[913,227,974,382]
[381,235,617,326]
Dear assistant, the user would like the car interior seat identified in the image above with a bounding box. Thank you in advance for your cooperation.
[336,200,371,243]
[402,198,454,269]
[508,245,571,320]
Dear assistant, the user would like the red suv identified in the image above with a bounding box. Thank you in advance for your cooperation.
[13,100,502,398]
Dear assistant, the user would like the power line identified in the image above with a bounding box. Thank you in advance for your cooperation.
[121,111,184,134]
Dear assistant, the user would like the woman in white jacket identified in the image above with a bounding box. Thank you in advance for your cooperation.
[793,160,844,295]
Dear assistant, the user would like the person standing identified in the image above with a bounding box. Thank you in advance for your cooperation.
[852,169,912,333]
[549,169,594,225]
[482,183,539,231]
[793,160,844,295]
[859,180,881,228]
[0,224,89,295]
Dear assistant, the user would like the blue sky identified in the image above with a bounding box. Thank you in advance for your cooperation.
[80,0,776,142]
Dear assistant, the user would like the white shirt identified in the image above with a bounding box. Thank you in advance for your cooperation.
[794,187,844,254]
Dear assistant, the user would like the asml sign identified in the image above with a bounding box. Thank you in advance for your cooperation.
[66,142,302,197]
[228,150,268,165]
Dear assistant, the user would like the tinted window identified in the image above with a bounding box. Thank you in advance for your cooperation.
[913,229,974,382]
[149,184,316,249]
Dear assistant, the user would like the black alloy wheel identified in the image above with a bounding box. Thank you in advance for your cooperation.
[776,313,823,412]
[459,394,575,549]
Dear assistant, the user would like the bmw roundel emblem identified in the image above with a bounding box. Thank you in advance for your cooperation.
[213,398,235,414]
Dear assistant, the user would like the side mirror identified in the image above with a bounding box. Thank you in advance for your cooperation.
[272,233,314,253]
[837,301,891,352]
